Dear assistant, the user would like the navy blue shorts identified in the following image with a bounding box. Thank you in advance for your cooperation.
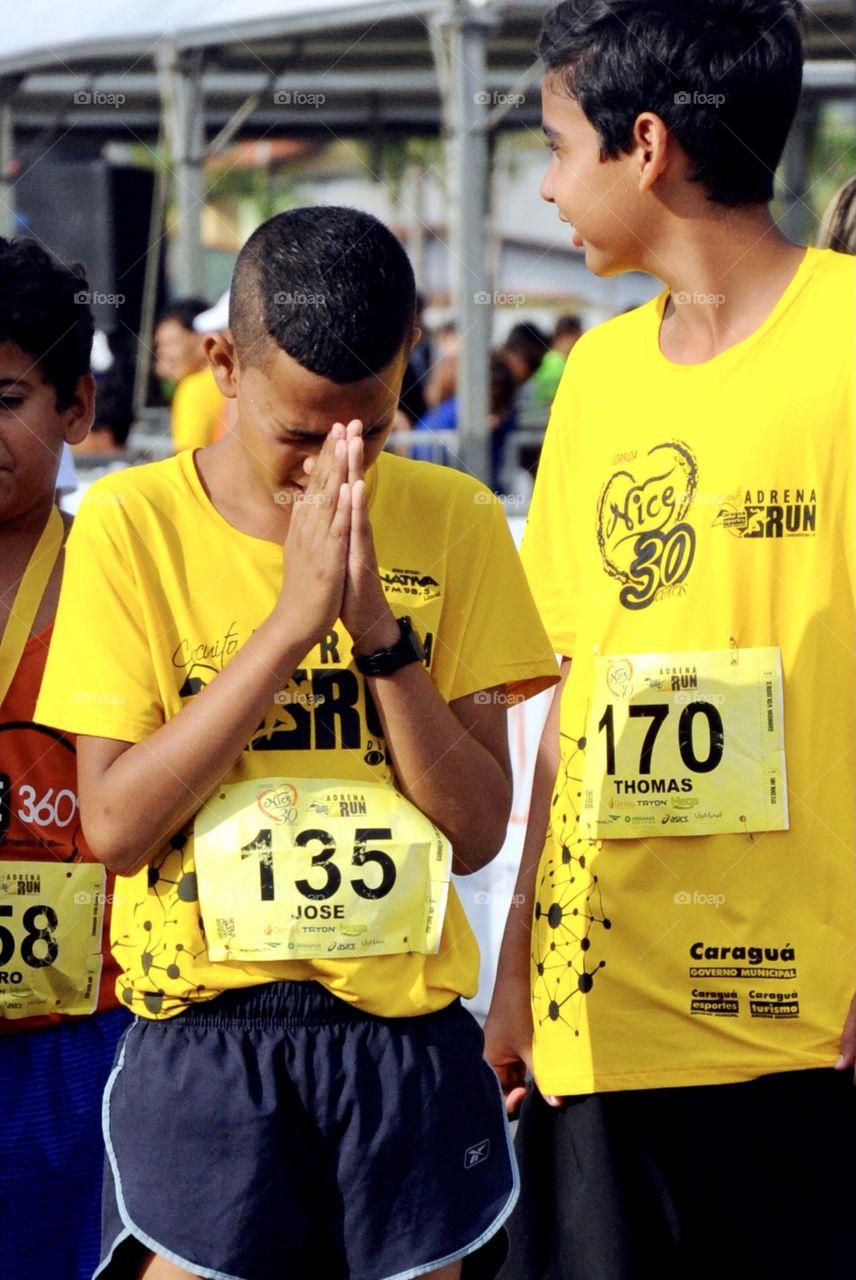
[501,1068,856,1280]
[0,1007,130,1280]
[97,982,517,1280]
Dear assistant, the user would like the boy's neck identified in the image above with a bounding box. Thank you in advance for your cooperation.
[647,207,807,366]
[0,493,58,551]
[0,495,66,631]
[194,439,294,545]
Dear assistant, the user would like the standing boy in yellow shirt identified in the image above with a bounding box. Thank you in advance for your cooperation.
[486,1,856,1276]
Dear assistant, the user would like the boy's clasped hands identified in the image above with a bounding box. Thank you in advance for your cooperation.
[278,418,399,658]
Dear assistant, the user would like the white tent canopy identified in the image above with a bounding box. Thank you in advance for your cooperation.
[0,2,435,68]
[0,0,850,70]
[0,0,552,70]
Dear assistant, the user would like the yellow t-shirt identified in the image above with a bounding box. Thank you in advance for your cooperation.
[36,450,558,1019]
[171,366,225,452]
[522,246,856,1094]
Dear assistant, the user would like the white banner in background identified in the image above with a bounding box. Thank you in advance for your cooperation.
[456,514,553,1015]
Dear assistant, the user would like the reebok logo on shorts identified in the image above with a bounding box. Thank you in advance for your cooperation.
[464,1139,491,1168]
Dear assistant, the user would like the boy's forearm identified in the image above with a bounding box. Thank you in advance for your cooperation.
[491,757,555,1000]
[491,660,568,998]
[365,664,513,875]
[80,614,309,875]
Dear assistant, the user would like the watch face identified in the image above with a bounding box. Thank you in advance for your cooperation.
[355,617,424,676]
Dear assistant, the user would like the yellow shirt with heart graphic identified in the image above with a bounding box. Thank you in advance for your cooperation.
[522,246,856,1094]
[36,449,558,1020]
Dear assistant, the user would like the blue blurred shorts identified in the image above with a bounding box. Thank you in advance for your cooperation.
[0,1007,131,1280]
[97,981,517,1280]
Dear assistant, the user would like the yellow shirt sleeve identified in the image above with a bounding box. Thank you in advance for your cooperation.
[171,366,224,452]
[35,478,165,743]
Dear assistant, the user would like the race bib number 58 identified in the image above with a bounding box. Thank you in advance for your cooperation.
[194,777,452,960]
[0,862,106,1018]
[580,647,789,839]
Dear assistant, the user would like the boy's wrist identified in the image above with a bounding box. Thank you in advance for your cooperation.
[350,610,401,658]
[256,612,314,681]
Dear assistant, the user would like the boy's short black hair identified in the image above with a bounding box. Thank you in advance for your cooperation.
[0,236,93,409]
[156,298,210,332]
[230,206,417,382]
[539,0,805,208]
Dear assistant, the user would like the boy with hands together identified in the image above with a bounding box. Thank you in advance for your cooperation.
[37,206,557,1280]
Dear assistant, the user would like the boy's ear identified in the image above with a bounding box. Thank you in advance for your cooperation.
[633,112,670,194]
[204,331,239,399]
[63,372,97,446]
[409,325,422,353]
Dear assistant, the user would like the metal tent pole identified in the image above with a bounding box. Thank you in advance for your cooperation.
[157,45,206,297]
[0,85,17,241]
[436,0,494,484]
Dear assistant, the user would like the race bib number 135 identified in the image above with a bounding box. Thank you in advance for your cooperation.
[194,777,452,960]
[580,647,788,839]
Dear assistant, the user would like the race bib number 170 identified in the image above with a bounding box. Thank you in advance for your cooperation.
[580,647,789,839]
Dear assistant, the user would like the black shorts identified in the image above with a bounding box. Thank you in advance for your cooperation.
[501,1069,856,1280]
[96,982,517,1280]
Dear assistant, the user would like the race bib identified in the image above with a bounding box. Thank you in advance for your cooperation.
[0,862,106,1018]
[581,647,788,839]
[194,778,452,961]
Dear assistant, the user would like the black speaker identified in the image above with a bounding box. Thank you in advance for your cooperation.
[13,160,163,336]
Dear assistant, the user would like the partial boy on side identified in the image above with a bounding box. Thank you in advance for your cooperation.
[0,237,129,1279]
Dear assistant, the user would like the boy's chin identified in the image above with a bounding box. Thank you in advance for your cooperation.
[585,247,634,279]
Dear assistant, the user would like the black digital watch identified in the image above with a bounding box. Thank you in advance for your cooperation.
[353,616,425,677]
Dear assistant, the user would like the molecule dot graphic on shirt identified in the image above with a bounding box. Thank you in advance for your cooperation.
[531,723,610,1036]
[113,827,207,1014]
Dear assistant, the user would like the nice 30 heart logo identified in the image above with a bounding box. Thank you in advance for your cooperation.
[596,441,699,611]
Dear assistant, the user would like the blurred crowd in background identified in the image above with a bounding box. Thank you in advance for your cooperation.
[58,170,856,516]
[58,289,585,510]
